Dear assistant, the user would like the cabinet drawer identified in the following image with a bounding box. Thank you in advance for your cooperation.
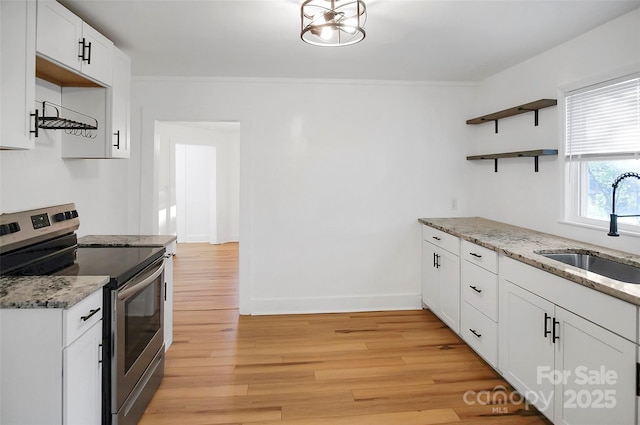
[460,301,498,368]
[461,240,497,273]
[422,226,459,255]
[63,289,103,347]
[461,261,498,321]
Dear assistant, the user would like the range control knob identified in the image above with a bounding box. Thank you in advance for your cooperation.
[64,211,72,220]
[53,212,66,222]
[70,210,78,218]
[1,222,21,235]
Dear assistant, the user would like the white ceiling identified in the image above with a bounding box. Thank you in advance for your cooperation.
[59,0,640,82]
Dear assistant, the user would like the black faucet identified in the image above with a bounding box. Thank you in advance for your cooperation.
[608,172,640,237]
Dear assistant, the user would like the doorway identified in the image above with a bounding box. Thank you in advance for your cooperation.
[156,121,240,245]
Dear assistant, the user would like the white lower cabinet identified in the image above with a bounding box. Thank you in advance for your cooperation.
[460,240,499,368]
[0,289,103,425]
[460,301,498,367]
[421,227,460,332]
[500,261,637,425]
[554,307,636,425]
[164,241,176,351]
[500,280,557,419]
[63,319,102,425]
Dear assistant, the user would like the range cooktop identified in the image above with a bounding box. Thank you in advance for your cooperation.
[56,246,165,288]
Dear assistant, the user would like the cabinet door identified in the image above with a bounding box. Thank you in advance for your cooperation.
[500,280,555,420]
[36,0,82,72]
[164,254,174,350]
[554,307,636,425]
[80,22,113,86]
[63,321,102,425]
[1,0,36,149]
[422,241,460,333]
[421,240,440,312]
[438,247,460,333]
[109,47,130,158]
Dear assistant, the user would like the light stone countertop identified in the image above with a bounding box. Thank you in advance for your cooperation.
[78,234,177,247]
[418,217,640,306]
[0,275,109,309]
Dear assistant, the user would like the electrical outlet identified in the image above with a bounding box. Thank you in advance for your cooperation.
[451,198,458,211]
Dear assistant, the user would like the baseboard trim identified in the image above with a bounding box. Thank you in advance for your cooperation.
[250,294,422,315]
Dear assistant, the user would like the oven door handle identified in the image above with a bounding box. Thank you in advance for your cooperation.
[117,259,164,302]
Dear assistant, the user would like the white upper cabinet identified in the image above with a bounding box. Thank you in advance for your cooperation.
[1,0,37,150]
[79,22,113,86]
[36,0,81,72]
[36,0,112,86]
[60,46,131,159]
[109,47,131,158]
[34,0,130,158]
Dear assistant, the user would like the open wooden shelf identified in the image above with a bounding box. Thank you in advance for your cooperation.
[467,149,558,172]
[36,56,101,88]
[466,99,557,133]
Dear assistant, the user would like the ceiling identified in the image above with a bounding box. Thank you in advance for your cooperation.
[59,0,640,82]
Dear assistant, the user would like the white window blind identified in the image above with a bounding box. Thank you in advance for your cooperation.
[566,75,640,158]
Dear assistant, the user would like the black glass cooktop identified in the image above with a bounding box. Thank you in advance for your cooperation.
[56,246,165,288]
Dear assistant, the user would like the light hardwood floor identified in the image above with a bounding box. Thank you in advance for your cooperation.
[139,243,551,425]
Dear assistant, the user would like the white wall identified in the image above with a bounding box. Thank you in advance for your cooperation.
[0,80,130,236]
[129,79,476,314]
[469,9,640,255]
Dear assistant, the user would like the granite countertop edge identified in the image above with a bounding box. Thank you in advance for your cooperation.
[418,217,640,306]
[0,275,109,309]
[77,234,177,247]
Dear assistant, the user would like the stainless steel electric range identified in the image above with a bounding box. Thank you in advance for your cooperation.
[0,203,165,425]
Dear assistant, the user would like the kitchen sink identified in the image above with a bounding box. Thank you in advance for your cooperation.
[537,250,640,284]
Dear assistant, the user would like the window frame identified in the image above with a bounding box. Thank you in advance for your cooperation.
[562,72,640,237]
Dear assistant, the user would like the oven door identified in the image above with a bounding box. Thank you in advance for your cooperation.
[112,256,164,411]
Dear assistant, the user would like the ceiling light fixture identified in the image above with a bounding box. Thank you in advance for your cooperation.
[301,0,367,47]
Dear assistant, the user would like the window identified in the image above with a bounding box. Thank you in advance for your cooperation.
[565,74,640,234]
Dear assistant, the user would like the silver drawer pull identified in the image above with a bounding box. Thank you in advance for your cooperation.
[470,329,482,338]
[80,308,100,322]
[469,285,482,293]
[469,252,482,258]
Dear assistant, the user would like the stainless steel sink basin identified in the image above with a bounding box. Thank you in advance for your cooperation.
[537,251,640,284]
